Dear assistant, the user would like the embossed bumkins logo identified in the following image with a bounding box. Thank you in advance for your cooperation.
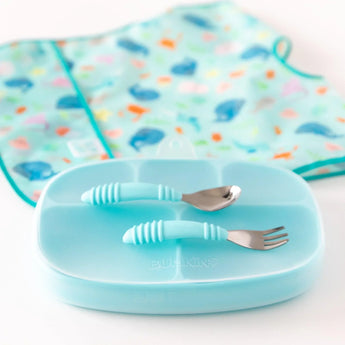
[150,257,218,270]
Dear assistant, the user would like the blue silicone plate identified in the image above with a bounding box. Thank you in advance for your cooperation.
[34,160,323,314]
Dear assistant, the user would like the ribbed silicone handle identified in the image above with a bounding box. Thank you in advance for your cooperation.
[122,220,228,245]
[81,183,182,205]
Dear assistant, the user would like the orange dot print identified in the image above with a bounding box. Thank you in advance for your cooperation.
[140,73,150,79]
[63,157,71,163]
[127,104,150,115]
[316,86,327,95]
[273,152,293,160]
[57,40,66,47]
[175,126,183,134]
[159,38,176,50]
[229,70,245,78]
[274,126,282,135]
[100,153,109,160]
[212,133,222,142]
[266,70,275,79]
[56,127,70,136]
[157,76,172,85]
[16,106,26,114]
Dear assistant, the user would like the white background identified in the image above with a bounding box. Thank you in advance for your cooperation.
[0,0,344,344]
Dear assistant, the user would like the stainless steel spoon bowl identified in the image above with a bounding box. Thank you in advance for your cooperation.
[182,185,241,211]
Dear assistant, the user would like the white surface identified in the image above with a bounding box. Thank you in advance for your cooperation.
[0,0,345,344]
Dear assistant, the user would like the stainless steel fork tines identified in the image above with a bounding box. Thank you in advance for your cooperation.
[227,226,288,250]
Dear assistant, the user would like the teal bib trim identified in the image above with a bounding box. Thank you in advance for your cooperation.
[272,37,323,80]
[51,41,114,159]
[293,155,345,177]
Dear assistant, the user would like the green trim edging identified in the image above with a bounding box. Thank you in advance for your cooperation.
[50,41,114,159]
[272,36,323,80]
[0,155,36,207]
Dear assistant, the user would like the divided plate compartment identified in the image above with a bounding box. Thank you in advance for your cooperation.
[34,160,324,314]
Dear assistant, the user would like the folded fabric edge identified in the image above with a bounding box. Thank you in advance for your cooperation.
[0,155,37,207]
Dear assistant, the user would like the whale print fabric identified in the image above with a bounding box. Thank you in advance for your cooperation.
[0,1,344,205]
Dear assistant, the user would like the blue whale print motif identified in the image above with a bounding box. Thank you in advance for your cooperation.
[13,161,56,181]
[233,140,269,153]
[183,14,215,29]
[5,77,34,92]
[215,99,246,122]
[295,122,343,138]
[117,38,149,55]
[128,84,160,101]
[171,58,197,76]
[240,45,270,60]
[65,59,74,70]
[129,128,165,151]
[177,113,201,132]
[56,95,82,109]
